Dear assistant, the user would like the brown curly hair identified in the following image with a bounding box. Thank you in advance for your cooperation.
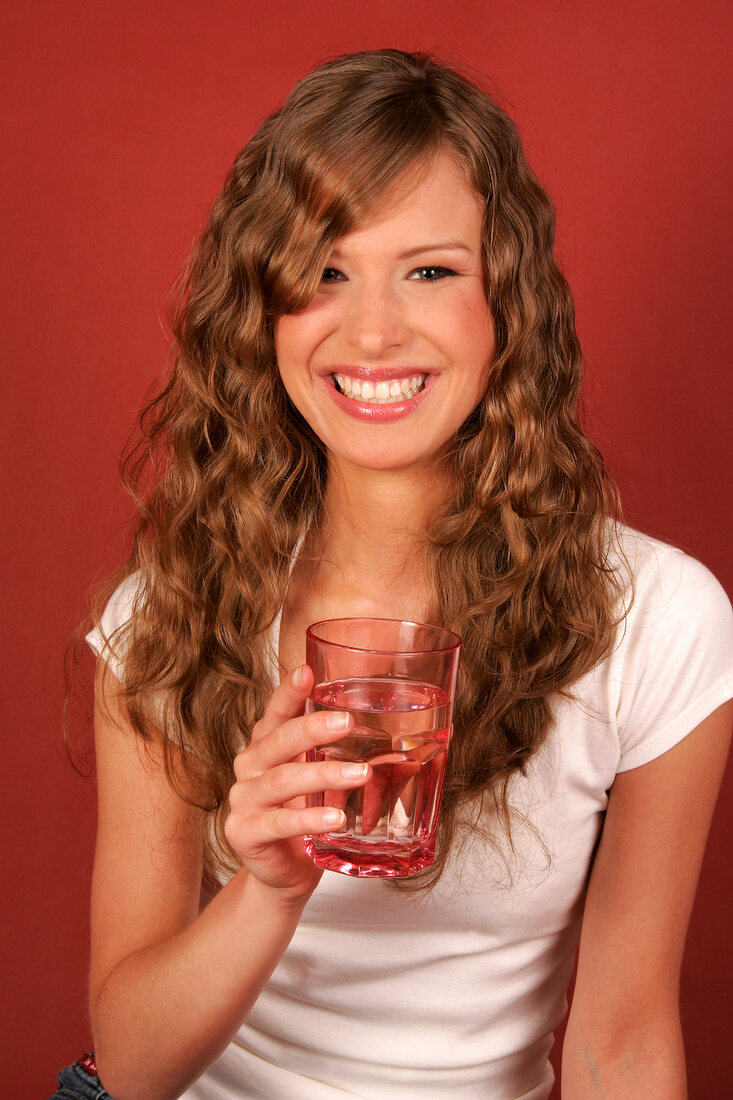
[90,48,624,891]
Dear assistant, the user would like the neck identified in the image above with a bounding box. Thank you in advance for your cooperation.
[309,458,451,613]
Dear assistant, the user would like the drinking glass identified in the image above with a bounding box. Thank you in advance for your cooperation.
[304,617,461,878]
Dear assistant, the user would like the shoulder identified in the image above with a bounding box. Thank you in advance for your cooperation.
[611,524,733,651]
[613,524,730,609]
[606,525,733,771]
[85,572,146,681]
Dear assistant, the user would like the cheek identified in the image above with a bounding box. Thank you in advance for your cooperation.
[447,303,494,369]
[465,299,495,364]
[273,316,300,371]
[457,307,494,405]
[274,310,333,383]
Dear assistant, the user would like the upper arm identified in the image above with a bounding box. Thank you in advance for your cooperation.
[569,700,733,1035]
[89,662,206,1016]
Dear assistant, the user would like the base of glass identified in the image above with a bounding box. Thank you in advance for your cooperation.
[304,833,436,878]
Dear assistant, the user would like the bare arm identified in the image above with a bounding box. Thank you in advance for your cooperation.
[90,664,366,1100]
[562,699,733,1099]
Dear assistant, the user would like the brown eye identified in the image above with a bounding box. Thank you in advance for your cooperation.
[409,266,457,281]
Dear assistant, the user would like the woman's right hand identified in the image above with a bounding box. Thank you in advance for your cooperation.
[90,662,369,1099]
[224,664,368,899]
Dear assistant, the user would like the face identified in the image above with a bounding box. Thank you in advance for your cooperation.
[274,151,495,477]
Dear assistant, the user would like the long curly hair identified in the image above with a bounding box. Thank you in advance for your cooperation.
[91,49,624,891]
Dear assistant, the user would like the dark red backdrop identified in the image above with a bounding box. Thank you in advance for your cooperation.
[2,2,731,1096]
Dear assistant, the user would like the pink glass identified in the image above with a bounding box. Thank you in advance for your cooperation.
[304,618,461,878]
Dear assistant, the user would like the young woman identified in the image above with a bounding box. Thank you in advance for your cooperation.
[62,49,733,1100]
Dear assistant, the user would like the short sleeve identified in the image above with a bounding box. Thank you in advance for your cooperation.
[614,538,733,772]
[85,572,143,682]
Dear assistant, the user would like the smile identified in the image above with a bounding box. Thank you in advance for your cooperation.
[332,373,426,404]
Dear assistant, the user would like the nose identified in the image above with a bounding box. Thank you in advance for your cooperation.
[340,280,407,359]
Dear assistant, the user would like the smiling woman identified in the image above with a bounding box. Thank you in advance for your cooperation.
[67,48,733,1100]
[274,152,494,454]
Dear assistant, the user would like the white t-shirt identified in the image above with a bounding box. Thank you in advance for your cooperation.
[86,528,733,1100]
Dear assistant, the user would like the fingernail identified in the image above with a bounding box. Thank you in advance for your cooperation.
[291,666,303,687]
[322,808,345,826]
[341,763,368,779]
[325,712,350,731]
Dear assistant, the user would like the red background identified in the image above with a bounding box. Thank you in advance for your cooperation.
[2,2,731,1096]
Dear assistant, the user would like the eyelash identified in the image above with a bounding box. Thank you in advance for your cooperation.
[320,265,458,283]
[410,266,458,281]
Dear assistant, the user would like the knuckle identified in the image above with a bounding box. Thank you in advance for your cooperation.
[233,747,252,780]
[268,764,292,799]
[223,809,240,848]
[234,746,264,784]
[306,712,326,738]
[272,721,297,760]
[225,804,258,851]
[274,808,298,838]
[227,781,244,810]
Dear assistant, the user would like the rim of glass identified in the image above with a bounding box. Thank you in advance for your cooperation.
[306,616,461,655]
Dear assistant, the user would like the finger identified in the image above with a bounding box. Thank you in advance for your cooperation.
[362,768,388,834]
[250,665,313,743]
[236,709,354,778]
[226,804,347,853]
[238,760,369,808]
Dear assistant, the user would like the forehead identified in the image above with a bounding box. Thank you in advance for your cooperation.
[330,151,484,256]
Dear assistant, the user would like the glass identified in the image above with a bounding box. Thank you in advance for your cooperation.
[304,617,461,878]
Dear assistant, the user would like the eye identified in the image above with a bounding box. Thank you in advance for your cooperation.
[320,267,346,283]
[408,265,458,281]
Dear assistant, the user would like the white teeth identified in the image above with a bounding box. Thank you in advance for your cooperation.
[333,373,427,403]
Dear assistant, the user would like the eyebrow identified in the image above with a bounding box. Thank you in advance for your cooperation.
[330,241,473,260]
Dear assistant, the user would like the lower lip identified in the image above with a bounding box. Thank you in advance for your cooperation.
[324,375,435,422]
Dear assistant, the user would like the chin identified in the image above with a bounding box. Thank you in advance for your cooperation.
[336,446,438,474]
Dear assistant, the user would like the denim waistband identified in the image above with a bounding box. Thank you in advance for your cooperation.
[48,1055,113,1100]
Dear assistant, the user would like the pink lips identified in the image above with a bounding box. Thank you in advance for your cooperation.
[323,371,435,423]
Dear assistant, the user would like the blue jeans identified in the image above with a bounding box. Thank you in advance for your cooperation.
[48,1055,114,1100]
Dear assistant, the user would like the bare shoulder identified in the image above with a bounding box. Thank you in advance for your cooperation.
[89,662,206,1013]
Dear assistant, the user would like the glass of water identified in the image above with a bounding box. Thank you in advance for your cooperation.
[304,617,461,878]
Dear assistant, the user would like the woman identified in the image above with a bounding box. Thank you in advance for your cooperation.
[63,49,733,1100]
